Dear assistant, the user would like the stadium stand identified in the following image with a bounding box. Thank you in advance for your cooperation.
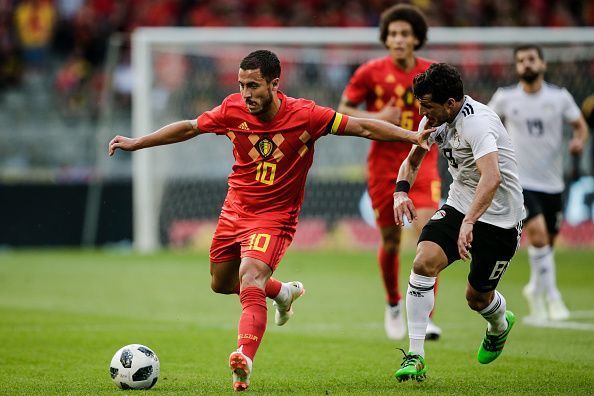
[1,0,593,247]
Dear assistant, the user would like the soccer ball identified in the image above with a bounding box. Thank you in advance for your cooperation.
[109,344,160,390]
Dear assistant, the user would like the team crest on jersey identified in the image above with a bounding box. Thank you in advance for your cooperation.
[543,103,555,113]
[450,130,461,148]
[431,210,446,220]
[257,137,276,158]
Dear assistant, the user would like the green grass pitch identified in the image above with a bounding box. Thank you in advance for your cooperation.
[0,248,593,395]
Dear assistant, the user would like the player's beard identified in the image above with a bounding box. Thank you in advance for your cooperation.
[519,69,541,84]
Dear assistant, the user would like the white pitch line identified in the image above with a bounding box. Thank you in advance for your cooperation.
[523,318,594,331]
[566,310,594,319]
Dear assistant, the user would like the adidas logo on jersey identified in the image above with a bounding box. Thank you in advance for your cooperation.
[238,122,249,130]
[462,103,474,117]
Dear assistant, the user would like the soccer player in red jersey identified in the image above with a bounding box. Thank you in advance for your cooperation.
[338,4,442,341]
[108,50,432,392]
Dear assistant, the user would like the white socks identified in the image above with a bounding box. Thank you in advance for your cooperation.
[406,271,436,357]
[274,282,291,304]
[528,245,561,301]
[479,290,507,335]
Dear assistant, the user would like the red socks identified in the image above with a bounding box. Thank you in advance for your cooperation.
[233,278,282,299]
[378,246,401,306]
[264,277,282,298]
[234,279,281,361]
[237,287,267,360]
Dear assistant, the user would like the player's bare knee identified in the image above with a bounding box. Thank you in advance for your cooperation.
[529,238,549,248]
[412,255,439,277]
[466,297,486,311]
[239,270,268,289]
[412,241,447,277]
[382,239,400,254]
[210,279,235,294]
[380,232,401,253]
[466,290,491,311]
[526,218,550,247]
[527,230,549,247]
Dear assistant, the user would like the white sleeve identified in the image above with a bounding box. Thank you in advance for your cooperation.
[560,88,582,122]
[417,116,429,133]
[487,89,505,117]
[461,116,498,160]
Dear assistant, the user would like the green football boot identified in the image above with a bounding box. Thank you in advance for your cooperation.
[394,349,428,382]
[477,310,516,364]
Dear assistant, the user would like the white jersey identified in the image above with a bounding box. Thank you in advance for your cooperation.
[424,96,525,228]
[488,82,582,193]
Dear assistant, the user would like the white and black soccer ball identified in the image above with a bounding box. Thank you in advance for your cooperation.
[109,344,160,390]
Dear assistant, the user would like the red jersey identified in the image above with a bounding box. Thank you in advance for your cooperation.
[343,56,438,183]
[197,91,348,225]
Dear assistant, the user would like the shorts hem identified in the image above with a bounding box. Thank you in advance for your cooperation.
[209,256,239,264]
[241,252,276,270]
[417,236,459,264]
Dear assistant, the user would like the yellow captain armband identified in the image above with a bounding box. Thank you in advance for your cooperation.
[330,112,348,135]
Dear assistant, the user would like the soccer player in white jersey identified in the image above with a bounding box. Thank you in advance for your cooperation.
[392,63,525,382]
[488,45,589,322]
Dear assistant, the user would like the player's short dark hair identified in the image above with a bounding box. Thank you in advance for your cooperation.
[240,50,281,82]
[513,44,544,61]
[379,4,428,50]
[413,63,464,104]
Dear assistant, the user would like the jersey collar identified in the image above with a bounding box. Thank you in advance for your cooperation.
[448,95,470,127]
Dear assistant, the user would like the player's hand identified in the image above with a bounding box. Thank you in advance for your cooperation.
[393,191,417,226]
[416,127,436,150]
[568,136,585,155]
[457,220,474,261]
[378,97,402,125]
[108,135,137,156]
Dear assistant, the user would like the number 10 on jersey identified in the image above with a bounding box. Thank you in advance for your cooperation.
[256,161,276,185]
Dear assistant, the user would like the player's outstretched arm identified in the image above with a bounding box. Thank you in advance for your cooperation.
[108,119,199,156]
[341,116,433,149]
[393,145,428,226]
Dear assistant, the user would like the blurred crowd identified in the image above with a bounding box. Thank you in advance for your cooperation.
[1,0,594,175]
[1,0,594,95]
[1,0,593,223]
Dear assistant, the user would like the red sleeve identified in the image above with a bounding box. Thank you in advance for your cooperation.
[342,63,370,104]
[309,104,349,139]
[196,102,227,134]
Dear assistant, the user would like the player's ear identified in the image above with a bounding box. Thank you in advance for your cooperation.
[271,78,279,88]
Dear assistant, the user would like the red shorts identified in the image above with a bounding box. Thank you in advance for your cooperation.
[209,206,294,271]
[369,176,441,228]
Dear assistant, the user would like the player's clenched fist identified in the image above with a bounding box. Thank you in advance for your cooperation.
[393,191,417,226]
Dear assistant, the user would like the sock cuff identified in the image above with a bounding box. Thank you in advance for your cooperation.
[265,278,282,299]
[528,245,552,257]
[409,271,436,290]
[479,290,505,316]
[240,286,267,308]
